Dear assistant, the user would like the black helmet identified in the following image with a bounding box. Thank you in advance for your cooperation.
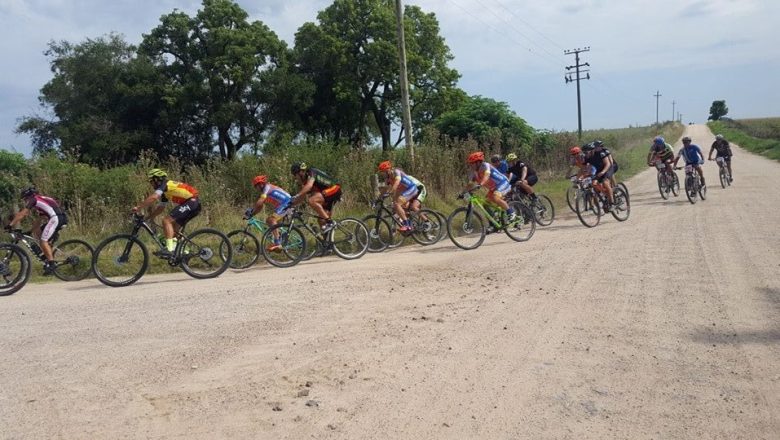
[582,142,595,152]
[593,140,603,148]
[20,187,38,198]
[290,162,308,174]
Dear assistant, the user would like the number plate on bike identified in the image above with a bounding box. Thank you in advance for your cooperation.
[685,165,694,173]
[655,161,665,170]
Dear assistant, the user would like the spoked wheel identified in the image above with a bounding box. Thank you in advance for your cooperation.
[657,172,669,200]
[330,218,369,260]
[699,180,707,200]
[225,229,260,269]
[575,191,601,228]
[719,166,728,189]
[504,202,536,242]
[611,187,631,222]
[261,224,307,268]
[300,228,324,261]
[446,207,486,250]
[362,216,392,253]
[566,186,578,213]
[0,243,31,296]
[409,209,444,245]
[531,194,554,226]
[685,175,698,204]
[92,234,149,287]
[382,215,406,248]
[52,239,94,281]
[179,228,232,279]
[671,173,680,197]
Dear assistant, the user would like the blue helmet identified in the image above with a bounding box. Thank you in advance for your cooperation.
[653,136,664,145]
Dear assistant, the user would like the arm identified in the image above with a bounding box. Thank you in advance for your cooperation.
[292,177,315,201]
[520,165,528,182]
[708,144,715,160]
[132,193,162,213]
[7,208,30,228]
[597,157,611,177]
[248,196,266,217]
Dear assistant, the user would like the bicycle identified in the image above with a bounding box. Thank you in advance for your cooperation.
[713,157,732,188]
[260,205,369,268]
[507,188,555,226]
[0,243,30,296]
[6,228,93,281]
[574,177,630,228]
[225,216,268,269]
[92,213,232,287]
[363,195,444,253]
[652,160,679,200]
[446,187,535,250]
[676,166,707,204]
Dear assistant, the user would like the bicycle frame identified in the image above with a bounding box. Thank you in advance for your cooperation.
[122,214,191,264]
[462,193,505,228]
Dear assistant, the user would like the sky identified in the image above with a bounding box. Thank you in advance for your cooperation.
[1,0,779,156]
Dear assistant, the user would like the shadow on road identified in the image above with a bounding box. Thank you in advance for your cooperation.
[689,287,780,345]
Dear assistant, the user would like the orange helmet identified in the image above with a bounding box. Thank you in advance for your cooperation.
[467,151,485,164]
[252,175,268,187]
[569,146,582,156]
[377,160,392,172]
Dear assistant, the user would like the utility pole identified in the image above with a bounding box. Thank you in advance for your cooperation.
[672,100,676,123]
[395,0,415,168]
[679,113,683,123]
[564,47,590,140]
[654,90,662,125]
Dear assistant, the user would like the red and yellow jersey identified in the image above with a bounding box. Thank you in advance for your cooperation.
[154,179,199,204]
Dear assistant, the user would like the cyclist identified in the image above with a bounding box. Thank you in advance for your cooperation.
[132,168,201,257]
[490,154,509,175]
[465,151,516,222]
[593,140,619,187]
[245,175,292,251]
[505,153,539,201]
[5,187,68,275]
[568,146,593,179]
[377,160,421,232]
[290,162,341,233]
[708,134,733,182]
[647,136,675,175]
[673,136,706,187]
[583,142,615,210]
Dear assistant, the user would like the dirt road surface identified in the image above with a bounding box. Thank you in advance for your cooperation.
[1,125,778,439]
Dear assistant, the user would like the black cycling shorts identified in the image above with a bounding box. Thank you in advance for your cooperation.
[596,167,615,183]
[323,189,342,212]
[170,198,201,227]
[510,174,538,186]
[717,154,732,163]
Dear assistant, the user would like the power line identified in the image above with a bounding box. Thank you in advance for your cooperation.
[565,47,590,140]
[490,0,566,51]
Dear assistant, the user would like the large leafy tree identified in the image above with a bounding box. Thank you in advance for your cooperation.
[434,95,534,152]
[140,0,303,159]
[293,0,462,150]
[708,100,728,121]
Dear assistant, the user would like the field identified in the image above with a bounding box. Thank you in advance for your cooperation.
[708,117,780,160]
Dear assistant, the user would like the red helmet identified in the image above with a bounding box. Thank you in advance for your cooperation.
[252,175,268,187]
[569,146,582,156]
[377,160,392,172]
[467,151,485,164]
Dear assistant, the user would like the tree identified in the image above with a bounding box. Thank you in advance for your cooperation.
[293,0,462,150]
[434,96,534,151]
[708,100,728,121]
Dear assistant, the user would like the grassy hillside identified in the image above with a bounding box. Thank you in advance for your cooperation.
[708,118,780,161]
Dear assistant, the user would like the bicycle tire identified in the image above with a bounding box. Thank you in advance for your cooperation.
[657,172,669,200]
[331,218,369,260]
[566,186,577,213]
[671,173,680,197]
[719,166,727,189]
[531,194,555,226]
[504,202,536,242]
[180,228,232,279]
[409,209,444,245]
[575,191,601,228]
[381,215,406,248]
[685,175,698,204]
[0,243,31,296]
[699,180,707,201]
[611,187,631,222]
[226,229,260,269]
[446,207,486,250]
[52,239,94,281]
[92,234,149,287]
[261,224,307,268]
[362,215,392,253]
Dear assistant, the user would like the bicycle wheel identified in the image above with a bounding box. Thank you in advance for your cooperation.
[330,218,369,260]
[381,215,406,248]
[52,239,94,281]
[531,194,554,226]
[362,215,392,253]
[179,228,232,279]
[671,173,680,197]
[657,172,669,200]
[611,187,631,222]
[0,243,31,296]
[226,229,259,269]
[685,175,697,204]
[575,191,601,228]
[566,186,577,213]
[409,209,444,245]
[504,202,536,242]
[92,234,149,287]
[699,180,707,201]
[447,207,486,250]
[261,224,307,268]
[719,166,727,189]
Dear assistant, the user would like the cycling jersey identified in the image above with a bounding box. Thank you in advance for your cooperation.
[25,195,64,219]
[508,160,536,184]
[651,142,675,161]
[493,160,509,175]
[586,149,611,171]
[471,162,511,194]
[679,145,704,165]
[406,175,427,203]
[711,139,732,157]
[259,184,292,216]
[305,168,340,196]
[154,179,199,204]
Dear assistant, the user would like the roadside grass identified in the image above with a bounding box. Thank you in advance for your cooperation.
[708,118,780,161]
